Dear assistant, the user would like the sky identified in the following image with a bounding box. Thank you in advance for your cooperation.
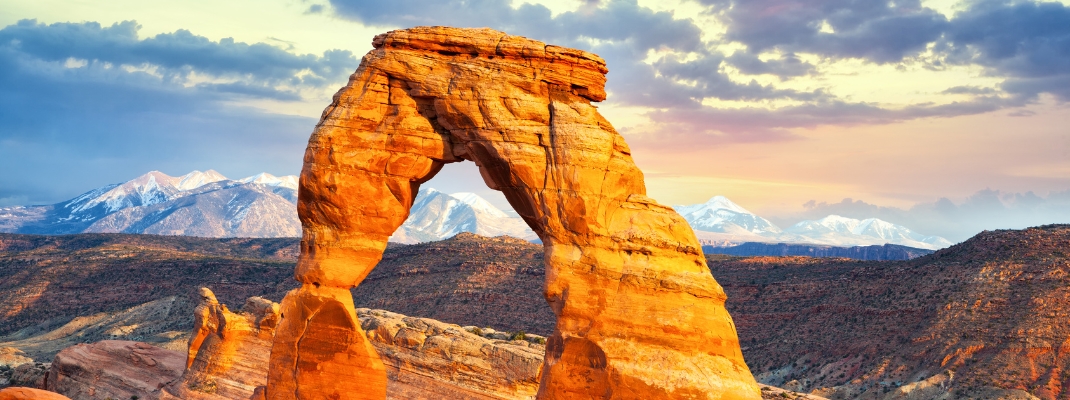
[1,0,1068,241]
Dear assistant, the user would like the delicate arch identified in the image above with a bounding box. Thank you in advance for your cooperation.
[267,27,761,400]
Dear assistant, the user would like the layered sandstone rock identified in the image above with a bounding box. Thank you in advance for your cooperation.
[46,341,183,400]
[0,387,70,400]
[36,292,553,400]
[269,26,759,399]
[161,288,279,400]
[359,308,544,399]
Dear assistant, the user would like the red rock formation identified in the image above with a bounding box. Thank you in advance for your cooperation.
[162,288,279,400]
[46,341,183,400]
[268,26,759,399]
[0,387,70,400]
[359,308,544,399]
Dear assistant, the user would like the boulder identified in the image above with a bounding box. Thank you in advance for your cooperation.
[0,387,70,400]
[268,26,760,400]
[46,341,183,400]
[161,289,279,400]
[359,308,543,399]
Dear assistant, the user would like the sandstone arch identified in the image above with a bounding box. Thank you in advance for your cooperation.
[267,27,760,400]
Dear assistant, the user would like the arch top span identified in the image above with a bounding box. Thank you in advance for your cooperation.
[267,26,761,400]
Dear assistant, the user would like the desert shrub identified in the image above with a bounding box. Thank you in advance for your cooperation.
[510,330,527,341]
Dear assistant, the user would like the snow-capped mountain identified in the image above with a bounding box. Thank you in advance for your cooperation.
[675,197,953,250]
[674,196,782,235]
[238,172,298,190]
[389,188,536,244]
[0,172,534,242]
[0,172,952,250]
[785,215,953,249]
[0,170,301,237]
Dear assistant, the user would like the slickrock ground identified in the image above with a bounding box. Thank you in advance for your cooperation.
[46,341,183,400]
[38,292,551,400]
[0,387,69,400]
[280,25,758,399]
[360,308,547,400]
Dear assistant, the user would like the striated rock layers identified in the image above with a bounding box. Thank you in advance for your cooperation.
[359,308,545,400]
[269,26,759,399]
[40,291,554,400]
[161,288,280,400]
[46,341,183,400]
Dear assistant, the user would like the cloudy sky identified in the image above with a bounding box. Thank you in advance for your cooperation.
[1,0,1068,241]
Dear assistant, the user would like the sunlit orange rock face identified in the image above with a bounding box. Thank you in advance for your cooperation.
[0,388,70,400]
[162,288,279,399]
[267,26,760,400]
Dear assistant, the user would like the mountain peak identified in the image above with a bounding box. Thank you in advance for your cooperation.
[239,173,298,190]
[702,195,753,215]
[450,192,508,218]
[176,170,228,191]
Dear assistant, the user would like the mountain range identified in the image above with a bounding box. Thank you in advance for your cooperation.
[677,196,953,250]
[0,171,951,249]
[0,170,301,237]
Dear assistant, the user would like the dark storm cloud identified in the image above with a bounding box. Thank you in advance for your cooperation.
[653,53,823,101]
[701,0,1070,101]
[328,0,820,105]
[943,1,1070,100]
[725,51,815,78]
[0,20,350,204]
[627,95,1011,147]
[767,189,1070,242]
[0,20,357,90]
[711,0,949,63]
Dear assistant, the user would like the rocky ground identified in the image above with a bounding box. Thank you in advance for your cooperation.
[0,233,299,343]
[718,224,1070,399]
[353,234,552,336]
[2,225,1069,398]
